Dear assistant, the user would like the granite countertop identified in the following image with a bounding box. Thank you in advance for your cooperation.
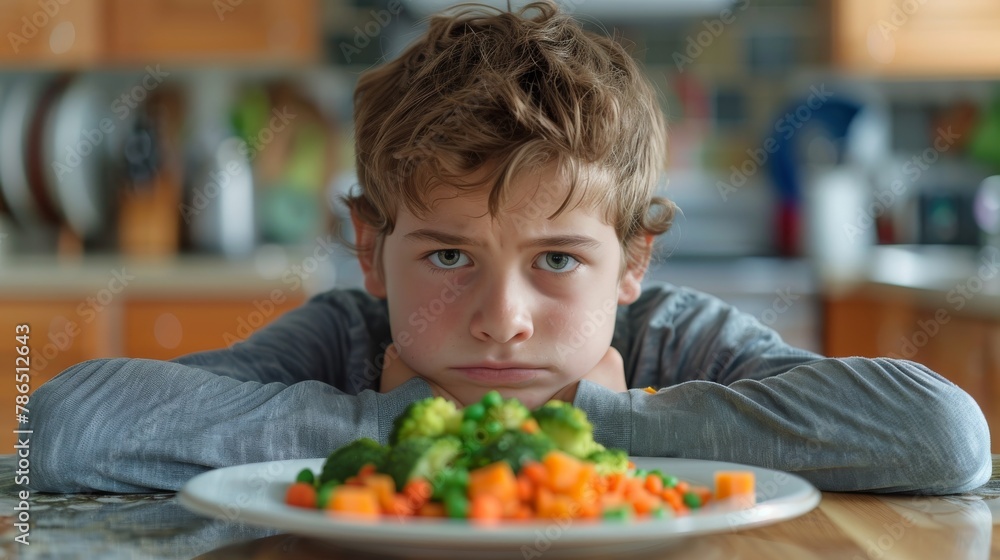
[2,455,1000,559]
[0,454,276,559]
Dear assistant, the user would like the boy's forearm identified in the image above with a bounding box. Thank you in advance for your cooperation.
[27,358,431,493]
[575,357,991,495]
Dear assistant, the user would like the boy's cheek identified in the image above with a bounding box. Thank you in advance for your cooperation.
[575,346,627,392]
[378,352,421,393]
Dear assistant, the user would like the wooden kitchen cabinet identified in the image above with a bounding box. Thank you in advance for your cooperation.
[986,326,1000,452]
[123,296,303,360]
[0,292,304,450]
[919,315,990,406]
[0,0,103,64]
[833,0,1000,76]
[0,0,319,65]
[0,299,115,450]
[825,288,999,452]
[104,0,319,63]
[823,292,919,358]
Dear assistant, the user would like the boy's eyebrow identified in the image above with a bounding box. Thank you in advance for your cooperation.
[403,229,603,250]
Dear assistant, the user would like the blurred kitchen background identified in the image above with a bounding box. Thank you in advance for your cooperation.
[3,0,1000,449]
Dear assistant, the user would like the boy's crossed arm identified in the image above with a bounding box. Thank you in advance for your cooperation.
[26,290,433,493]
[26,357,431,493]
[572,283,992,495]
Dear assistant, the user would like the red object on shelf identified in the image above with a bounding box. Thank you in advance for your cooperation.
[777,200,800,257]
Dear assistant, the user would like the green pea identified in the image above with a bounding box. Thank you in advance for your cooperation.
[444,489,469,519]
[683,491,702,509]
[481,390,503,409]
[452,455,473,471]
[440,470,469,492]
[650,506,672,519]
[463,402,486,421]
[464,440,483,455]
[295,468,315,485]
[316,481,339,509]
[485,420,504,436]
[661,475,679,488]
[460,419,479,438]
[450,469,469,488]
[602,505,632,521]
[434,468,469,498]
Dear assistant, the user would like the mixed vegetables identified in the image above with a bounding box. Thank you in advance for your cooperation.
[285,391,755,523]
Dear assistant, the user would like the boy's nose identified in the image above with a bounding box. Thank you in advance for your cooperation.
[469,272,534,344]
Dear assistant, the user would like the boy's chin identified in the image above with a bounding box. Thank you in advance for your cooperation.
[455,386,561,410]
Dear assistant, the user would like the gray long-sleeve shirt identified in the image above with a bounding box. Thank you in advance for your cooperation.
[27,282,991,494]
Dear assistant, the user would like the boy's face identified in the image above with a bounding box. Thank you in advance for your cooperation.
[353,164,648,409]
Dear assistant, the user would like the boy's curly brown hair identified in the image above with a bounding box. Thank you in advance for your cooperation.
[340,0,675,281]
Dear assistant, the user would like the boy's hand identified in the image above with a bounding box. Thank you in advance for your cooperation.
[551,346,627,404]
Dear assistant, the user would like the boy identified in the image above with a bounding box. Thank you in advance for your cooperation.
[28,1,988,494]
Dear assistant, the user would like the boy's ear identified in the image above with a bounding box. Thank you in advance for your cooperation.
[350,208,388,299]
[617,234,654,306]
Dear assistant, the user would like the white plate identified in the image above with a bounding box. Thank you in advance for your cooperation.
[179,456,820,559]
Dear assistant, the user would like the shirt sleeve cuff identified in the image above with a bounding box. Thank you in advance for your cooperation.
[373,377,434,444]
[573,380,634,453]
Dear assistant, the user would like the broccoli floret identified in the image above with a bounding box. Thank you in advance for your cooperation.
[459,391,532,448]
[531,400,602,458]
[320,438,388,484]
[390,397,463,444]
[471,430,556,473]
[587,447,630,476]
[382,436,463,489]
[484,398,531,431]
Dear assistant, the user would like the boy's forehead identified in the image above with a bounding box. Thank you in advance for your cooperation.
[404,163,608,225]
[406,184,599,230]
[395,198,611,255]
[401,195,529,225]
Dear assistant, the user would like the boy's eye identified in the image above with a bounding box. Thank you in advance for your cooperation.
[428,249,469,269]
[536,252,579,273]
[425,250,580,273]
